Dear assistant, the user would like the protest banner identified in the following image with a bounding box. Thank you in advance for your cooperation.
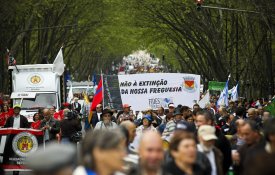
[0,128,44,171]
[116,73,200,110]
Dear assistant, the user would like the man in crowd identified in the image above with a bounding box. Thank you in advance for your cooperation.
[168,103,175,113]
[117,104,132,124]
[247,108,262,128]
[229,107,245,135]
[233,120,264,175]
[197,125,223,175]
[243,118,275,175]
[215,106,227,128]
[227,101,236,114]
[129,131,165,175]
[262,110,271,123]
[162,108,183,140]
[40,108,60,142]
[196,110,232,174]
[4,105,29,128]
[72,97,81,113]
[193,103,200,111]
[120,121,136,147]
[90,104,102,128]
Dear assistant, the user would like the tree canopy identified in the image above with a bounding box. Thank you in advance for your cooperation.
[0,0,274,98]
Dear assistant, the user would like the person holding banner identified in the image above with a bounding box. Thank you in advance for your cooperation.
[4,105,29,128]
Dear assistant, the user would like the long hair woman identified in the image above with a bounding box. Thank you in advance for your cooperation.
[166,132,207,175]
[73,129,126,175]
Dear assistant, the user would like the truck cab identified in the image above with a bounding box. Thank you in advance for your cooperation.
[8,64,66,122]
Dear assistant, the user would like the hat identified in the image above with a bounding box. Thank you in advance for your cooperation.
[142,114,153,122]
[13,104,21,109]
[175,121,196,133]
[123,104,131,108]
[173,109,182,116]
[198,125,218,141]
[27,143,75,173]
[168,103,175,108]
[101,109,113,117]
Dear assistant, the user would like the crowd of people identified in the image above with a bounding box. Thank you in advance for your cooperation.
[0,92,274,175]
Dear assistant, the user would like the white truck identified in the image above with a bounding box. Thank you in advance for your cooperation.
[8,64,66,122]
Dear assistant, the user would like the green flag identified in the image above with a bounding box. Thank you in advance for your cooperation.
[208,81,226,91]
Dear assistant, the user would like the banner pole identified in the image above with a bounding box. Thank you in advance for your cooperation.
[101,70,104,109]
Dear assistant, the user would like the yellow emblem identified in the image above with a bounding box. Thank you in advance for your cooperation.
[17,136,33,153]
[30,75,41,84]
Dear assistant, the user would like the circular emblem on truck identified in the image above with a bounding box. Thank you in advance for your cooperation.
[28,74,43,85]
[12,132,38,157]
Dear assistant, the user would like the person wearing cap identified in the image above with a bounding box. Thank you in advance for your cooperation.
[197,125,223,175]
[94,109,117,130]
[90,104,103,128]
[196,110,232,174]
[168,103,175,113]
[162,108,183,139]
[136,115,156,135]
[117,104,132,124]
[4,105,29,128]
[27,142,76,175]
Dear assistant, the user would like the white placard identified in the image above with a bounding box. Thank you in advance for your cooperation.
[118,73,200,111]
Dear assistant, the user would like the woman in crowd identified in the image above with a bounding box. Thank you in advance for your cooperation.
[73,129,126,175]
[166,132,207,175]
[94,109,117,130]
[136,115,156,135]
[31,113,41,129]
[2,104,11,119]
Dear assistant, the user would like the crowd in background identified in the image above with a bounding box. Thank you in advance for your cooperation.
[0,92,274,175]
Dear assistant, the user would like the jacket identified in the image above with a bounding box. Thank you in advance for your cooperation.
[165,160,208,175]
[90,112,100,128]
[60,118,82,137]
[214,126,232,174]
[40,117,60,141]
[4,115,30,128]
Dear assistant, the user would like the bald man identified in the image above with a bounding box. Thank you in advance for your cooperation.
[120,121,136,144]
[129,131,165,175]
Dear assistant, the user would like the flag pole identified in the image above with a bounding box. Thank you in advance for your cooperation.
[101,70,105,109]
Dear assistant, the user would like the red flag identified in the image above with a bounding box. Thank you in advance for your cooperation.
[89,77,103,122]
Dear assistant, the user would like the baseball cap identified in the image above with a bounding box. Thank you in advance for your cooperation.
[168,103,175,108]
[123,104,131,108]
[13,104,21,109]
[198,125,218,141]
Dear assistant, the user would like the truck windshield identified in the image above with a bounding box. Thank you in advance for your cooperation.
[15,93,57,110]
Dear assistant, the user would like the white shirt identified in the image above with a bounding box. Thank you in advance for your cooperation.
[97,113,102,121]
[13,115,20,128]
[197,144,217,175]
